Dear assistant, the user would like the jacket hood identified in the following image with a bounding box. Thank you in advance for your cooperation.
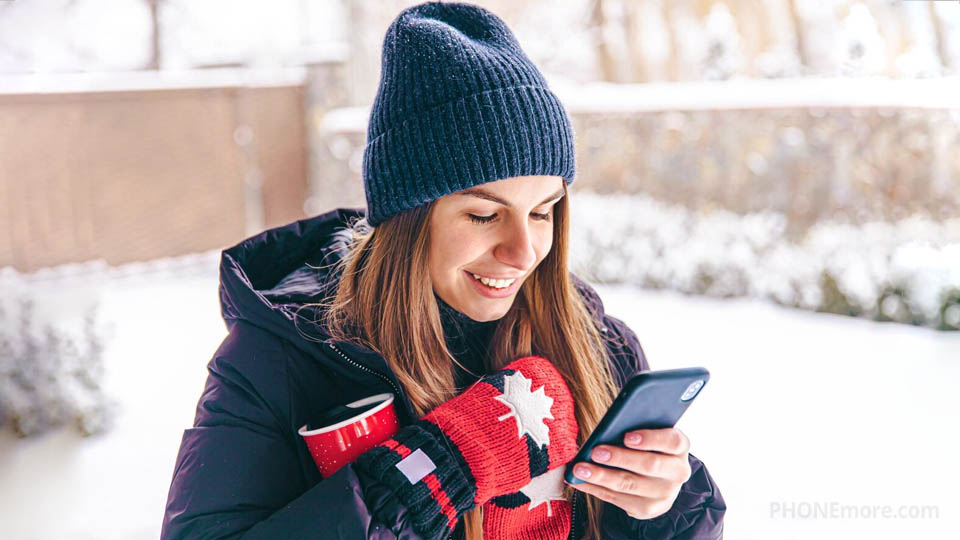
[218,207,368,356]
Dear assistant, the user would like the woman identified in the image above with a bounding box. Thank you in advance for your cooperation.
[161,2,725,539]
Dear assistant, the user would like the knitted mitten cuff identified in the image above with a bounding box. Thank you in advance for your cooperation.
[355,423,475,537]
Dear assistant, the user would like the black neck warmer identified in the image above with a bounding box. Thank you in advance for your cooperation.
[434,293,499,390]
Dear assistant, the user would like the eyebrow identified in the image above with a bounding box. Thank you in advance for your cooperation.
[457,185,566,208]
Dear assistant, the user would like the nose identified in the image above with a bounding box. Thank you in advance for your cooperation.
[494,216,538,272]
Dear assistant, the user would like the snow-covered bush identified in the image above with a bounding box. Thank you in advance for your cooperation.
[570,191,960,330]
[0,251,218,438]
[0,266,115,438]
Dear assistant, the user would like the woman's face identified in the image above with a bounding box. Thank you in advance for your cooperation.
[428,175,566,322]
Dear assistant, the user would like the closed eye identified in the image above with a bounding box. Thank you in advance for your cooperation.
[467,212,552,225]
[467,213,496,224]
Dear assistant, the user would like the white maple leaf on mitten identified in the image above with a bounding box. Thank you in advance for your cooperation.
[495,370,555,448]
[519,467,568,517]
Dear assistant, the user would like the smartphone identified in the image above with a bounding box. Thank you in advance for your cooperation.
[564,367,710,485]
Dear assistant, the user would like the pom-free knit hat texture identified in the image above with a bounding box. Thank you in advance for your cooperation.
[362,1,577,227]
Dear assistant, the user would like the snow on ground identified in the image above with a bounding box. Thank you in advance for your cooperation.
[0,265,227,540]
[595,284,960,540]
[1,261,958,539]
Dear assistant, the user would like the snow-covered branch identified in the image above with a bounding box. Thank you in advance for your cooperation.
[570,191,960,330]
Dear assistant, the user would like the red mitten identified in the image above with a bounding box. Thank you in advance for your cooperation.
[483,466,573,540]
[355,356,579,540]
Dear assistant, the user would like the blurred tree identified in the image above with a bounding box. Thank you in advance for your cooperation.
[146,0,163,70]
[589,0,618,82]
[929,1,949,73]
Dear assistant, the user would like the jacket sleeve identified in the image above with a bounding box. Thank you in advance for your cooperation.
[599,315,727,540]
[160,322,425,540]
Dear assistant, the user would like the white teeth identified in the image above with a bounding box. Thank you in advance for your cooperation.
[471,273,516,289]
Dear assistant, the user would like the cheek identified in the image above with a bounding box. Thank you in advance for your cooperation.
[534,227,554,262]
[429,225,486,276]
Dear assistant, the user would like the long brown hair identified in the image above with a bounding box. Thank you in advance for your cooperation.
[318,190,620,539]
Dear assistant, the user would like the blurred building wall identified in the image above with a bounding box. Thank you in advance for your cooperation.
[0,83,308,272]
[308,90,960,237]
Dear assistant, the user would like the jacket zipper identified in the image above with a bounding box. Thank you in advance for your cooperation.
[327,343,403,400]
[569,491,579,540]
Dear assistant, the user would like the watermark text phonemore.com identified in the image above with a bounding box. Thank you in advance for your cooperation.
[770,501,939,520]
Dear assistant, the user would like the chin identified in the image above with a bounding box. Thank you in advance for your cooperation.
[461,300,511,322]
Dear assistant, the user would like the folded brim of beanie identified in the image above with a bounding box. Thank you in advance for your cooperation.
[362,85,576,227]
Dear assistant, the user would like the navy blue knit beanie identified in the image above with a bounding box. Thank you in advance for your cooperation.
[362,1,576,227]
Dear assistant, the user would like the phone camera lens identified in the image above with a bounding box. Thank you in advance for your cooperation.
[680,380,704,401]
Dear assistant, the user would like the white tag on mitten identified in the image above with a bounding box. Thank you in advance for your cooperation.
[395,448,437,485]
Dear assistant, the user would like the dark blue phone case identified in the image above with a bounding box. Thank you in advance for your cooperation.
[564,367,710,485]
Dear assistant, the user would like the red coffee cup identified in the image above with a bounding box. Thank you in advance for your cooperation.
[298,393,400,478]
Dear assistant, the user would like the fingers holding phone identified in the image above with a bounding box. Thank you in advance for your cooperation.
[561,367,710,520]
[621,426,691,457]
[568,427,693,520]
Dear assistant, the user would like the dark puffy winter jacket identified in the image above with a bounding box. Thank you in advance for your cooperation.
[160,208,725,539]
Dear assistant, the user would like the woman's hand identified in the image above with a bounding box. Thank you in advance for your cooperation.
[567,428,692,520]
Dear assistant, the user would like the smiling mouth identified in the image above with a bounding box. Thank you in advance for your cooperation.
[469,272,518,289]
